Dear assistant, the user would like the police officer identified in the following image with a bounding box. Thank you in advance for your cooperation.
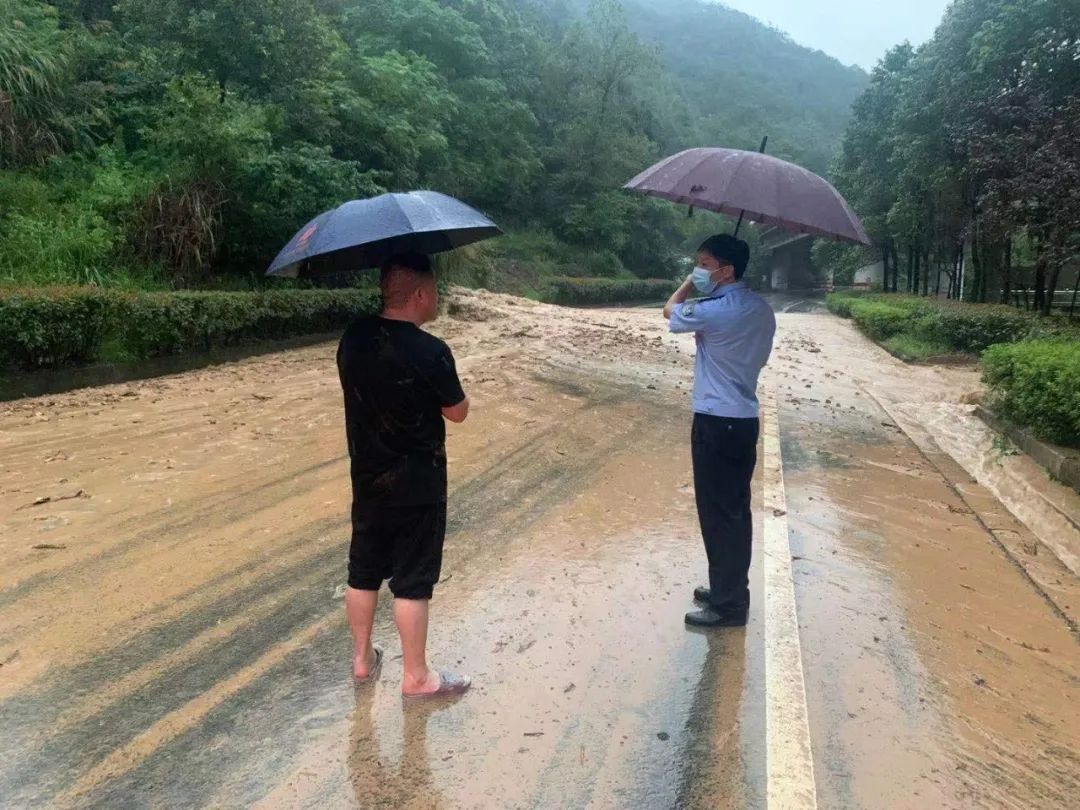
[664,235,776,627]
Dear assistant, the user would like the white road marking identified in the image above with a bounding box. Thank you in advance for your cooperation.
[762,390,818,809]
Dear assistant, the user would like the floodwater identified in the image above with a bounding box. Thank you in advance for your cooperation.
[1,289,1077,808]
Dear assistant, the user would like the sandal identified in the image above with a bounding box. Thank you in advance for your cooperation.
[354,646,384,684]
[402,671,471,700]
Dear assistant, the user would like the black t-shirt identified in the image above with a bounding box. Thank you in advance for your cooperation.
[337,317,466,506]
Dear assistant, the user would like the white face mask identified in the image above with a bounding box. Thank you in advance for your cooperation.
[691,266,718,295]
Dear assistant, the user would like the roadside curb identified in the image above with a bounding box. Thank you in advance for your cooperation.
[973,406,1080,497]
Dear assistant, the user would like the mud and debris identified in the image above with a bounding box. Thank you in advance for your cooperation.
[0,289,1076,808]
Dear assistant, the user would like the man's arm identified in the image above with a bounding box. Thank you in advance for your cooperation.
[663,276,695,320]
[429,343,469,423]
[442,397,470,423]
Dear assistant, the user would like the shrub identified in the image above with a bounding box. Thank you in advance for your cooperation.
[0,287,380,370]
[982,341,1080,448]
[0,210,121,287]
[826,292,860,318]
[0,150,164,288]
[917,303,1037,353]
[1026,317,1080,343]
[578,250,625,279]
[542,277,677,306]
[487,228,565,265]
[881,334,954,362]
[829,292,1080,353]
[0,287,112,367]
[848,300,914,341]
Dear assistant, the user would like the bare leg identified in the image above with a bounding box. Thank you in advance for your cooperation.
[395,598,441,695]
[346,587,379,678]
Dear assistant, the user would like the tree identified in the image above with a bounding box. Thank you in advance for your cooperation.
[830,44,914,292]
[967,89,1080,313]
[0,0,871,288]
[824,0,1079,310]
[116,0,344,98]
[0,2,103,168]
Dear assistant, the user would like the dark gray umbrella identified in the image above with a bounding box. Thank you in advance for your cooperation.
[266,191,502,278]
[624,147,871,245]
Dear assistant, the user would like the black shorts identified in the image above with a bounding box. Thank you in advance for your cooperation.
[347,501,447,600]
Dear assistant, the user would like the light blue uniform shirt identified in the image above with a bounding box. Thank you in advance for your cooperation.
[668,282,776,418]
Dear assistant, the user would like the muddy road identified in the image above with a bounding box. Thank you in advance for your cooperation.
[1,290,1078,808]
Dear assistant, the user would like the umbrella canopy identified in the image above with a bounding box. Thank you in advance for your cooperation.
[625,148,871,246]
[266,191,501,278]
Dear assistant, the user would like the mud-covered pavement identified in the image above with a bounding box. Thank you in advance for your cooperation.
[1,289,1078,809]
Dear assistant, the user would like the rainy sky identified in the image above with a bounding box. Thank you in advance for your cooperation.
[719,0,953,69]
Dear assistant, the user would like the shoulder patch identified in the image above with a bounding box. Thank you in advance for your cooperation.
[682,301,696,317]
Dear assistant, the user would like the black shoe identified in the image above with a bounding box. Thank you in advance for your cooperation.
[694,587,749,612]
[685,608,748,628]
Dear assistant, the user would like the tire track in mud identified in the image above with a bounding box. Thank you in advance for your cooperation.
[89,399,663,804]
[0,559,345,806]
[0,455,346,612]
[0,369,671,806]
[78,399,685,810]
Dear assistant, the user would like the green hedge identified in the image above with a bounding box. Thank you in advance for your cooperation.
[983,341,1080,448]
[825,293,862,318]
[542,277,678,306]
[848,300,915,341]
[915,302,1037,353]
[0,288,114,368]
[0,287,380,370]
[827,292,1080,353]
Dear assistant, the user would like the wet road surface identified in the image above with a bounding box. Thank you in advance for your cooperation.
[1,290,1077,808]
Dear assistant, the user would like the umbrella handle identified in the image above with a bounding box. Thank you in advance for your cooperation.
[732,135,769,239]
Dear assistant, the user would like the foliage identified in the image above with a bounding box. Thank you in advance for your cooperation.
[825,292,860,319]
[0,0,865,292]
[828,291,1080,354]
[847,300,914,342]
[542,276,677,305]
[116,0,343,97]
[0,286,113,367]
[616,0,868,174]
[0,1,105,167]
[0,286,379,370]
[983,341,1080,447]
[916,303,1037,354]
[881,334,954,363]
[826,0,1080,311]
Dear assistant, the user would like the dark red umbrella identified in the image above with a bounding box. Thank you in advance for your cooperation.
[625,147,871,246]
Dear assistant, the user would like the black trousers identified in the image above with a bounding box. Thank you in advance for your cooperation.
[691,413,760,614]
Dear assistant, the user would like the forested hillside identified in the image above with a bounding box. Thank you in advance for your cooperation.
[619,0,867,173]
[0,0,866,291]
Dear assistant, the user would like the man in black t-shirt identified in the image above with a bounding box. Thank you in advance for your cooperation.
[337,252,471,698]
